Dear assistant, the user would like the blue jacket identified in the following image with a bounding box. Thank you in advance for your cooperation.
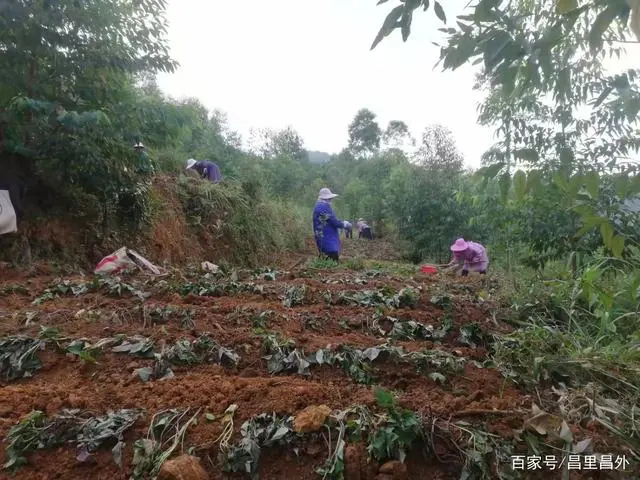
[195,160,222,183]
[313,200,345,254]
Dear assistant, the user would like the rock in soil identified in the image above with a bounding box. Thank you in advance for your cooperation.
[347,318,362,328]
[293,404,332,433]
[158,455,209,480]
[379,460,408,480]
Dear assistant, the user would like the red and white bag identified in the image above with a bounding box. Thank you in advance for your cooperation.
[94,247,166,276]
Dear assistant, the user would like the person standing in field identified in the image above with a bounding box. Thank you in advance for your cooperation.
[185,158,222,183]
[133,141,155,176]
[313,187,351,262]
[445,238,489,276]
[357,218,373,240]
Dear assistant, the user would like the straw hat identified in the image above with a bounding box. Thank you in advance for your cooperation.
[450,238,469,252]
[318,187,338,200]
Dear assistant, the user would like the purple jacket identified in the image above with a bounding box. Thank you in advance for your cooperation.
[196,160,222,183]
[451,241,489,271]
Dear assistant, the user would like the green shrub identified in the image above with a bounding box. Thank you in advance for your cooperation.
[176,176,308,265]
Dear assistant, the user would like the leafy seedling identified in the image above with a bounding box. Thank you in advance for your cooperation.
[283,285,307,307]
[367,388,422,463]
[131,408,200,479]
[458,323,492,348]
[3,409,142,471]
[222,413,296,478]
[0,336,46,381]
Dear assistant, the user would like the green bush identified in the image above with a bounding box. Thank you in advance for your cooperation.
[175,175,308,265]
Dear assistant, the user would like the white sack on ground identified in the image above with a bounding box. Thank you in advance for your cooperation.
[94,246,167,276]
[0,190,17,235]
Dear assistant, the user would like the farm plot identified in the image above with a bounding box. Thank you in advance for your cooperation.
[0,261,635,479]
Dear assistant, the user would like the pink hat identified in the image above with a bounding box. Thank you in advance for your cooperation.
[450,238,468,252]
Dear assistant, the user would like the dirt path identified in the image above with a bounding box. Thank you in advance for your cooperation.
[0,243,633,479]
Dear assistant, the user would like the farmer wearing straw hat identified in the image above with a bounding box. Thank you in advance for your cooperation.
[313,187,351,262]
[185,158,222,183]
[446,238,489,276]
[133,141,154,175]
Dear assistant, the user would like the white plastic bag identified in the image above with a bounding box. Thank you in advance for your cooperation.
[94,247,166,276]
[0,190,17,235]
[201,261,219,273]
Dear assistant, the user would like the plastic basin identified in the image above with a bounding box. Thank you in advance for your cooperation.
[420,265,437,274]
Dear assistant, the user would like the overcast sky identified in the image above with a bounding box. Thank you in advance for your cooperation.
[157,1,639,169]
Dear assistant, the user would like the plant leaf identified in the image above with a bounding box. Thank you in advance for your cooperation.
[584,171,599,197]
[371,5,404,50]
[112,441,124,468]
[600,221,614,245]
[434,1,446,23]
[375,387,394,409]
[559,420,573,443]
[271,425,290,441]
[589,4,620,52]
[610,235,625,257]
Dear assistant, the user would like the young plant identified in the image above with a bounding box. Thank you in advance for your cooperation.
[367,388,422,463]
[222,413,296,478]
[283,285,307,307]
[0,336,46,381]
[131,408,201,479]
[3,409,142,471]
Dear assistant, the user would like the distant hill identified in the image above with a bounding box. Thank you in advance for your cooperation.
[307,150,331,164]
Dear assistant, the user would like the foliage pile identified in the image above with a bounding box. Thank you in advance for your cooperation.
[334,286,419,308]
[222,413,298,477]
[3,409,142,471]
[222,388,523,480]
[260,335,467,383]
[177,275,266,297]
[32,277,149,305]
[0,336,46,382]
[0,328,240,383]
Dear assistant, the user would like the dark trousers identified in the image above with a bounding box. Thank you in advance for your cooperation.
[359,227,373,240]
[345,228,352,238]
[461,269,487,277]
[320,251,339,262]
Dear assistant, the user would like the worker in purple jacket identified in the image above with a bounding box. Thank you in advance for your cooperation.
[446,238,489,276]
[313,187,350,262]
[185,158,222,183]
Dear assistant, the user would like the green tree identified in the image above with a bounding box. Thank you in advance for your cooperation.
[247,127,306,161]
[0,0,177,226]
[0,0,176,109]
[382,120,413,151]
[372,0,640,259]
[347,108,382,158]
[414,125,464,174]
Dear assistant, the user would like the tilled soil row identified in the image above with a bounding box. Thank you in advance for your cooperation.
[0,265,622,479]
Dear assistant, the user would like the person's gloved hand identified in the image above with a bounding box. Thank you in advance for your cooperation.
[461,269,469,277]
